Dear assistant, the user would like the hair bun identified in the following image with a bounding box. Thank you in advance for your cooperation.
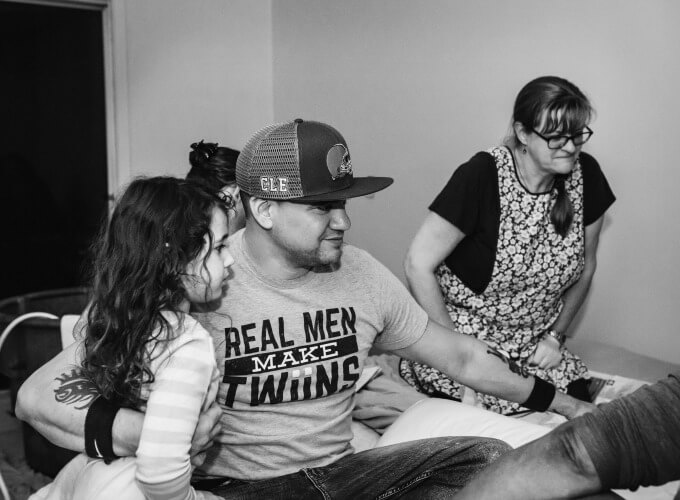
[190,140,219,161]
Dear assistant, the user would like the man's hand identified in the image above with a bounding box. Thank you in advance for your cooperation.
[550,391,596,420]
[190,401,222,467]
[528,336,562,370]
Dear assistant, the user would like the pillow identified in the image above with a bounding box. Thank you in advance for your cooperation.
[350,420,380,453]
[376,398,550,449]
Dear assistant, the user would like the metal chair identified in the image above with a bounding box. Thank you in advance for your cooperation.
[0,312,82,500]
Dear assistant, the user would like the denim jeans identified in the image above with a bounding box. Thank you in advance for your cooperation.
[209,436,510,499]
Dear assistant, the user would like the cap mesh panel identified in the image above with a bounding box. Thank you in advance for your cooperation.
[236,121,303,199]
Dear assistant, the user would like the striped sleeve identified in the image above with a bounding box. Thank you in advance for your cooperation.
[135,324,221,500]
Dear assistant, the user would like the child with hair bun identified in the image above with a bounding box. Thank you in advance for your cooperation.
[187,140,245,233]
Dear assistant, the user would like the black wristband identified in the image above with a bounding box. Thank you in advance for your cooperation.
[84,396,120,464]
[523,376,556,412]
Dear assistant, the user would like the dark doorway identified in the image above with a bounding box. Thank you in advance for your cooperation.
[0,1,108,300]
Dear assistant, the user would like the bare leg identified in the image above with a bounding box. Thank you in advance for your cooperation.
[453,421,603,499]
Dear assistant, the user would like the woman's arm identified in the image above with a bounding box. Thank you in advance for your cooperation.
[404,211,466,330]
[552,215,604,333]
[529,215,605,369]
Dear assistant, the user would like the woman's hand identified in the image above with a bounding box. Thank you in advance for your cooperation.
[528,336,562,370]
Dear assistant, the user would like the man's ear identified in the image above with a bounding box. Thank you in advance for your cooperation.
[513,121,528,147]
[249,197,273,229]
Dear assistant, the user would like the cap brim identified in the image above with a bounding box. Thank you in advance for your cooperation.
[286,176,394,202]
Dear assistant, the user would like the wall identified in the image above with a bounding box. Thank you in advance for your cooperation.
[272,0,680,364]
[116,0,273,183]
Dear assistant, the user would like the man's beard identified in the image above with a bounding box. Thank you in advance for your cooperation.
[289,244,343,269]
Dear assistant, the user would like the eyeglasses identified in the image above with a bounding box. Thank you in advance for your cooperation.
[531,126,593,150]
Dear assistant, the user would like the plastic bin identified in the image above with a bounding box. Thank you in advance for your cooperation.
[0,287,90,477]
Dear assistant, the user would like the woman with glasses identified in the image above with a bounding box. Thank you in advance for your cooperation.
[399,76,615,415]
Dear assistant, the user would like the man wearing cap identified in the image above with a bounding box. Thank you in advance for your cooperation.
[18,119,593,498]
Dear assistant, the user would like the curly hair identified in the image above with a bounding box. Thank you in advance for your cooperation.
[81,176,232,408]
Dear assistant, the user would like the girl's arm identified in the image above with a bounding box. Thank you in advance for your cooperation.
[529,215,605,369]
[135,334,222,500]
[404,211,467,331]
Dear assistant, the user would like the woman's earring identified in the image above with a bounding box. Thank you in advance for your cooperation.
[522,146,527,154]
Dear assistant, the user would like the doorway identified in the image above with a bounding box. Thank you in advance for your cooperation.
[0,1,109,300]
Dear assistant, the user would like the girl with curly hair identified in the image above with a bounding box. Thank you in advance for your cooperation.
[34,176,233,500]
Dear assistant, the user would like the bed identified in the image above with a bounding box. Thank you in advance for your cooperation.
[350,337,680,499]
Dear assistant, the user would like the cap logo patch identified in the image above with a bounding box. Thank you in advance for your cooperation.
[326,144,353,180]
[260,176,288,192]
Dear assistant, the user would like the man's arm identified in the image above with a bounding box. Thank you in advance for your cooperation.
[393,320,594,418]
[15,341,142,456]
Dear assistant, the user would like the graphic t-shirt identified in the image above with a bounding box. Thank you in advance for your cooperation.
[194,230,429,480]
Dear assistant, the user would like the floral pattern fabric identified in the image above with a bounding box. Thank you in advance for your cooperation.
[400,146,590,415]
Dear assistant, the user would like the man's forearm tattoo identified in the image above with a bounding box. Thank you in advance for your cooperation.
[54,369,99,409]
[486,347,530,378]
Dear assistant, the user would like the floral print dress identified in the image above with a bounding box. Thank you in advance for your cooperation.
[400,146,590,415]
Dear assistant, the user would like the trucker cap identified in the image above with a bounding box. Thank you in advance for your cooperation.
[235,119,393,202]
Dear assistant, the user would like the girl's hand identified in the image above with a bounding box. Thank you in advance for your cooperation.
[528,336,562,370]
[190,402,222,467]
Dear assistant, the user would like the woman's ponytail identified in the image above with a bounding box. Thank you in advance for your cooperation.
[551,175,573,237]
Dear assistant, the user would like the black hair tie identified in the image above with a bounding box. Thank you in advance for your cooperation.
[191,140,218,160]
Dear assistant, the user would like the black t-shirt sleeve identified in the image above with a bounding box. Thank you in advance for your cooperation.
[581,153,616,226]
[429,152,498,235]
[428,152,499,294]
